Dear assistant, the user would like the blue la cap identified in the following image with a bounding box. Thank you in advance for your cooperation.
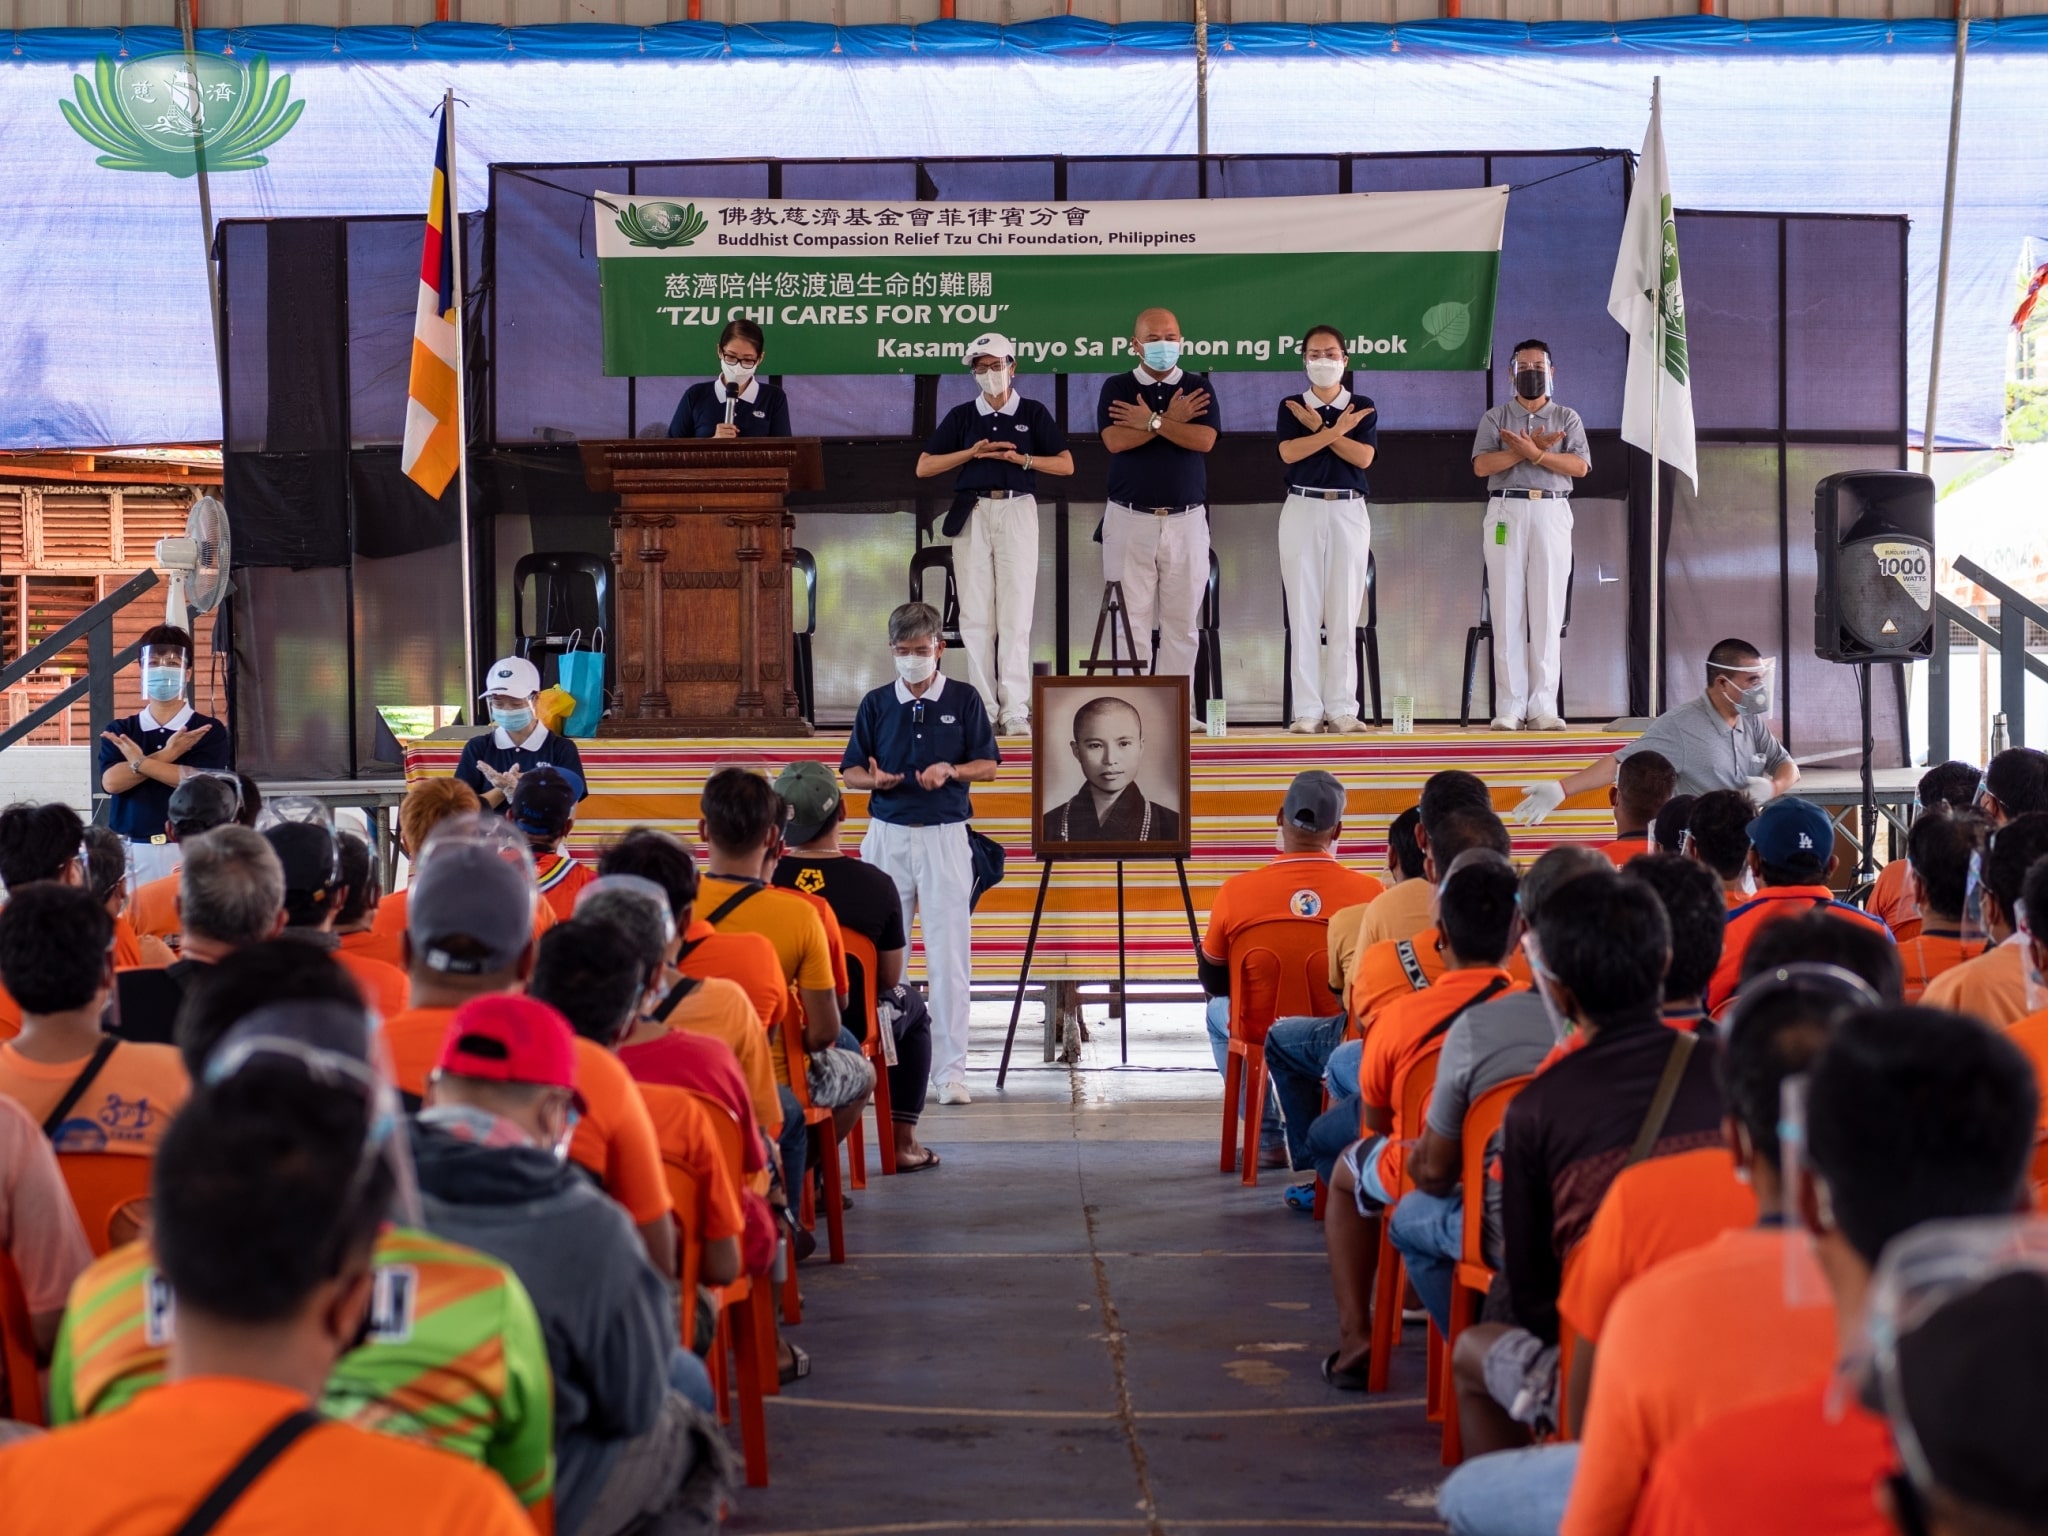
[1746,796,1835,873]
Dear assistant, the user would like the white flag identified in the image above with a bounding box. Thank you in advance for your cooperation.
[1608,81,1697,492]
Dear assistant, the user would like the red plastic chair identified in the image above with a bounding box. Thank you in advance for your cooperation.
[1220,917,1339,1186]
[57,1153,153,1256]
[782,1001,848,1268]
[841,931,895,1187]
[1441,1073,1532,1467]
[1366,1045,1442,1394]
[0,1249,43,1426]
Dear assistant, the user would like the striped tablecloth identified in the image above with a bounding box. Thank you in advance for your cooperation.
[403,730,1634,982]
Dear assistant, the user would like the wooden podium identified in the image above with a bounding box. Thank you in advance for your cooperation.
[578,437,825,737]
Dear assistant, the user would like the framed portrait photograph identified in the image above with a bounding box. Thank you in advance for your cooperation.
[1031,674,1193,861]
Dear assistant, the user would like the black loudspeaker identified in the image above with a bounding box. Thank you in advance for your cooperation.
[1813,470,1936,663]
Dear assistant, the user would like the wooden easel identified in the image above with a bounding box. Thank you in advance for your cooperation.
[1081,581,1149,677]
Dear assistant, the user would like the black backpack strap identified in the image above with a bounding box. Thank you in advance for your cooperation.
[653,975,704,1022]
[1395,938,1430,992]
[171,1408,323,1536]
[1421,975,1513,1049]
[41,1036,120,1140]
[705,882,766,927]
[1626,1031,1701,1169]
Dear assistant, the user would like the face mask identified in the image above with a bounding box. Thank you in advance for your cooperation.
[720,359,756,387]
[142,666,184,702]
[1513,366,1550,401]
[894,652,937,685]
[1305,358,1345,390]
[1719,677,1771,717]
[419,1103,539,1152]
[976,366,1012,399]
[492,705,535,737]
[1140,340,1181,373]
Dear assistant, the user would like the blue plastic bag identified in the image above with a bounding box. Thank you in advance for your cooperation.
[558,630,606,738]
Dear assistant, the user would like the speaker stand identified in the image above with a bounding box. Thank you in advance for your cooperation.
[1855,663,1878,886]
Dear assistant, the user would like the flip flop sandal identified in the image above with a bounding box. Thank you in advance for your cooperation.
[1282,1182,1317,1213]
[896,1148,941,1172]
[1321,1350,1372,1392]
[779,1343,812,1386]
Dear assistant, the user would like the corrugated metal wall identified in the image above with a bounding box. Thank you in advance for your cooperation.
[10,0,2038,33]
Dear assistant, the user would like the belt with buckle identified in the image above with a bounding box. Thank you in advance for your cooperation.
[1491,488,1568,500]
[979,489,1025,501]
[1112,501,1204,518]
[1290,487,1365,501]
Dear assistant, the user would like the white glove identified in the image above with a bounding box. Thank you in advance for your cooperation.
[1743,776,1777,808]
[1513,781,1567,826]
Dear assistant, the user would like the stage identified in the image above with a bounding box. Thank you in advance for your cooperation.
[403,727,1634,982]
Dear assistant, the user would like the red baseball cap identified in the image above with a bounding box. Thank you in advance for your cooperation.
[434,994,580,1099]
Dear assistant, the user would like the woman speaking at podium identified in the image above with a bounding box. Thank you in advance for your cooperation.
[667,318,793,439]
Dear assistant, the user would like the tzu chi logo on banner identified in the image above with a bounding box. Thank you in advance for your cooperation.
[60,52,304,177]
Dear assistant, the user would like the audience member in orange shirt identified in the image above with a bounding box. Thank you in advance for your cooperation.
[261,814,410,1023]
[1592,750,1675,868]
[600,829,787,1027]
[124,770,244,945]
[1326,806,1428,995]
[83,827,172,969]
[1623,1005,2038,1536]
[359,777,486,968]
[1922,813,2048,1027]
[1321,854,1519,1387]
[1869,759,1984,939]
[1894,809,1987,1003]
[1705,797,1893,1015]
[1680,789,1756,908]
[0,1003,532,1534]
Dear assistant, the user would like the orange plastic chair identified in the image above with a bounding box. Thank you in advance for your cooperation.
[0,1248,43,1426]
[680,1087,779,1386]
[841,931,895,1187]
[781,1002,848,1268]
[1442,1073,1532,1467]
[57,1153,153,1256]
[1366,1045,1442,1393]
[2032,1133,2048,1193]
[1220,917,1339,1185]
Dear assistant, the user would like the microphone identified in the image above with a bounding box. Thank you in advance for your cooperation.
[723,393,737,430]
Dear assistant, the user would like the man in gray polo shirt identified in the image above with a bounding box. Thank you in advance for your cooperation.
[1470,340,1591,733]
[1513,636,1798,824]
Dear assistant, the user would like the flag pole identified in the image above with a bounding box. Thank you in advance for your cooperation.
[1921,0,1970,476]
[443,89,480,715]
[1646,76,1663,719]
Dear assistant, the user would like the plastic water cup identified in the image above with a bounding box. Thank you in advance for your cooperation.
[1392,695,1415,734]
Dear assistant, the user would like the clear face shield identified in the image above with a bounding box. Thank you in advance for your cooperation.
[257,794,344,894]
[1706,655,1778,718]
[2018,899,2048,1016]
[138,642,188,703]
[1519,930,1575,1045]
[412,811,539,887]
[1961,845,1993,951]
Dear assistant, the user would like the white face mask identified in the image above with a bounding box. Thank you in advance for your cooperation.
[976,366,1012,399]
[894,652,937,685]
[720,359,756,387]
[1305,358,1345,389]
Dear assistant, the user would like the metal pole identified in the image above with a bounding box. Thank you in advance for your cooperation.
[175,0,227,429]
[1194,0,1210,159]
[1921,0,1970,476]
[444,91,480,708]
[1644,78,1664,720]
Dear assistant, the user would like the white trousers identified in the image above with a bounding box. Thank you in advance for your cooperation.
[1480,496,1574,722]
[1102,503,1209,682]
[954,495,1038,724]
[861,819,975,1088]
[1277,493,1372,724]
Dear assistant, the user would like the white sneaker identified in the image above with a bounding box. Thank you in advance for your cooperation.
[1527,714,1568,732]
[999,714,1031,738]
[1326,714,1367,734]
[936,1081,972,1106]
[1490,716,1523,732]
[1288,717,1322,734]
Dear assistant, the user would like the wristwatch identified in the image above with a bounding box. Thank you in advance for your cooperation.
[1147,411,1164,432]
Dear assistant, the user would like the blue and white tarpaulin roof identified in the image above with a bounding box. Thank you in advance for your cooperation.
[3,17,2042,448]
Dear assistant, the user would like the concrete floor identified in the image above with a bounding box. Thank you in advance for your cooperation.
[726,992,1449,1536]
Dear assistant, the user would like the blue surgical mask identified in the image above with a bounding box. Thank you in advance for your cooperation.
[492,705,536,737]
[142,666,184,702]
[1140,340,1181,373]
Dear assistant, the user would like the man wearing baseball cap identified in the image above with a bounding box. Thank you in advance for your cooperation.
[128,769,241,943]
[1705,795,1892,1014]
[414,994,724,1536]
[913,331,1073,736]
[454,654,588,815]
[509,764,594,922]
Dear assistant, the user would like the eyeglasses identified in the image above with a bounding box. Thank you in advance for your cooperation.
[719,352,760,368]
[970,359,1010,375]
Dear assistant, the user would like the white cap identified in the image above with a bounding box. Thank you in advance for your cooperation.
[963,332,1015,366]
[479,655,542,700]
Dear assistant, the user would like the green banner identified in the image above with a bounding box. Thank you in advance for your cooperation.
[595,187,1506,377]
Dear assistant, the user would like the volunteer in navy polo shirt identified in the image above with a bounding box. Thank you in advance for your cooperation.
[667,317,792,440]
[1096,307,1218,703]
[453,654,588,816]
[96,623,230,885]
[840,600,1001,1106]
[1275,324,1379,736]
[915,331,1074,739]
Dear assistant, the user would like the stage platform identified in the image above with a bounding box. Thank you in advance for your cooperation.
[403,728,1633,982]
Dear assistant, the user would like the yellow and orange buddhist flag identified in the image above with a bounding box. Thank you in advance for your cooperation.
[401,121,461,498]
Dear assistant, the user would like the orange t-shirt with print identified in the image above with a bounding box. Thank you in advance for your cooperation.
[0,1040,188,1155]
[1561,1228,1836,1536]
[1558,1146,1756,1343]
[1201,854,1384,974]
[0,1375,531,1535]
[1358,966,1515,1192]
